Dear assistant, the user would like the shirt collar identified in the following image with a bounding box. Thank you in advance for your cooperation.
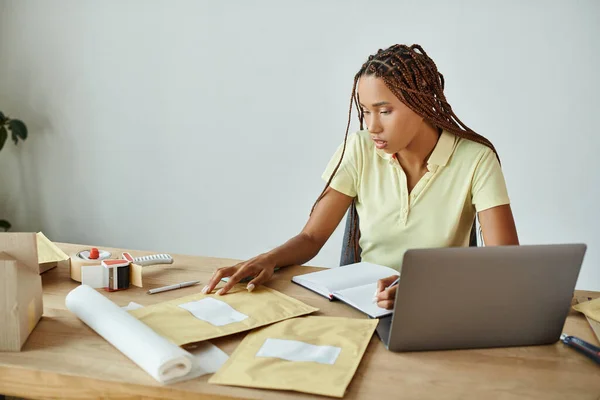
[375,130,457,169]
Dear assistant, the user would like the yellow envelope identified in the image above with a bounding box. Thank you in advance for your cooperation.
[36,232,70,274]
[209,315,378,398]
[573,297,600,323]
[36,232,69,264]
[129,285,318,346]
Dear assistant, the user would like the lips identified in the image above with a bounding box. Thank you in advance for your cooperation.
[372,138,388,149]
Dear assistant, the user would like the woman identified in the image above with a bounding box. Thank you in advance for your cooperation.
[203,44,519,309]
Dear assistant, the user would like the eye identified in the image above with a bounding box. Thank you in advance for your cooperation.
[361,109,371,115]
[380,110,391,115]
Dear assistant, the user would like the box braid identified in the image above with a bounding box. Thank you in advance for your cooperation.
[312,44,499,263]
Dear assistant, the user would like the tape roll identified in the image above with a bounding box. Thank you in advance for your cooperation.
[70,250,112,282]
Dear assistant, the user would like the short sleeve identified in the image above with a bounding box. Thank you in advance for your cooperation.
[471,148,510,212]
[321,134,360,197]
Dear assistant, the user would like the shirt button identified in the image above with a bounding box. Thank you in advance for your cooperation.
[402,209,408,214]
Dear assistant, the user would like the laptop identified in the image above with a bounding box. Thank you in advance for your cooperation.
[376,243,586,352]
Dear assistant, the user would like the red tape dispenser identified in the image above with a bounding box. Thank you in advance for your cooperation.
[102,259,131,292]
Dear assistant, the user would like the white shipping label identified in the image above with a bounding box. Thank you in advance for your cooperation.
[178,298,249,326]
[256,338,341,365]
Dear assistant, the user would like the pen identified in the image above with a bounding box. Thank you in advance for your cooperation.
[560,333,600,365]
[147,280,201,295]
[385,277,400,290]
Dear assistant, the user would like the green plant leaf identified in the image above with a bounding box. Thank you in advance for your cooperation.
[11,124,17,144]
[0,125,7,151]
[0,111,4,122]
[9,119,27,143]
[0,220,11,231]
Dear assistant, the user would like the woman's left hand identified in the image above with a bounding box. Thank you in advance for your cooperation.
[374,275,399,309]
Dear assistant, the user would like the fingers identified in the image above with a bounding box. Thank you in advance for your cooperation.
[376,279,386,294]
[383,275,399,286]
[387,284,398,300]
[377,299,395,310]
[375,275,399,302]
[217,264,261,295]
[247,268,273,292]
[375,284,398,309]
[376,275,399,293]
[203,265,238,294]
[376,286,395,301]
[202,258,275,295]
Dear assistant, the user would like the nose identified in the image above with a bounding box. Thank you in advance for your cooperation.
[368,115,383,134]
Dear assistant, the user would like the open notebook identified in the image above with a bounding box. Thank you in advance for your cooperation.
[291,262,399,318]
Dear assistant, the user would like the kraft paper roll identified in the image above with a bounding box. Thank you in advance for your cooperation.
[69,250,112,282]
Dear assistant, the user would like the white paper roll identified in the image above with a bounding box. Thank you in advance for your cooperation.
[65,285,221,384]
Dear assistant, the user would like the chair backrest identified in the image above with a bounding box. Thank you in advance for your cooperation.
[339,207,479,266]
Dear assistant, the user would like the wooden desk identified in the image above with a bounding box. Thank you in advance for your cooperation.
[0,243,599,400]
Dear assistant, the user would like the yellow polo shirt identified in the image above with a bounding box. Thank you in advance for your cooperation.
[322,130,510,272]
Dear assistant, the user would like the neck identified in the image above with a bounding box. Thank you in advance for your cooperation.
[395,122,440,170]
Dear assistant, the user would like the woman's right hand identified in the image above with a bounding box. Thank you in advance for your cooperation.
[374,275,400,310]
[202,253,277,295]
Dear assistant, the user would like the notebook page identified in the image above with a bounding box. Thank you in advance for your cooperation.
[293,262,398,294]
[333,282,393,318]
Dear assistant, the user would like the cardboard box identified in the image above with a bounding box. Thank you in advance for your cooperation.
[0,233,44,351]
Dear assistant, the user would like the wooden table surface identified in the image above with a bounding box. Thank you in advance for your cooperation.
[0,242,599,400]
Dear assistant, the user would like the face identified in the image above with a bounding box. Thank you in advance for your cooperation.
[357,75,424,154]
